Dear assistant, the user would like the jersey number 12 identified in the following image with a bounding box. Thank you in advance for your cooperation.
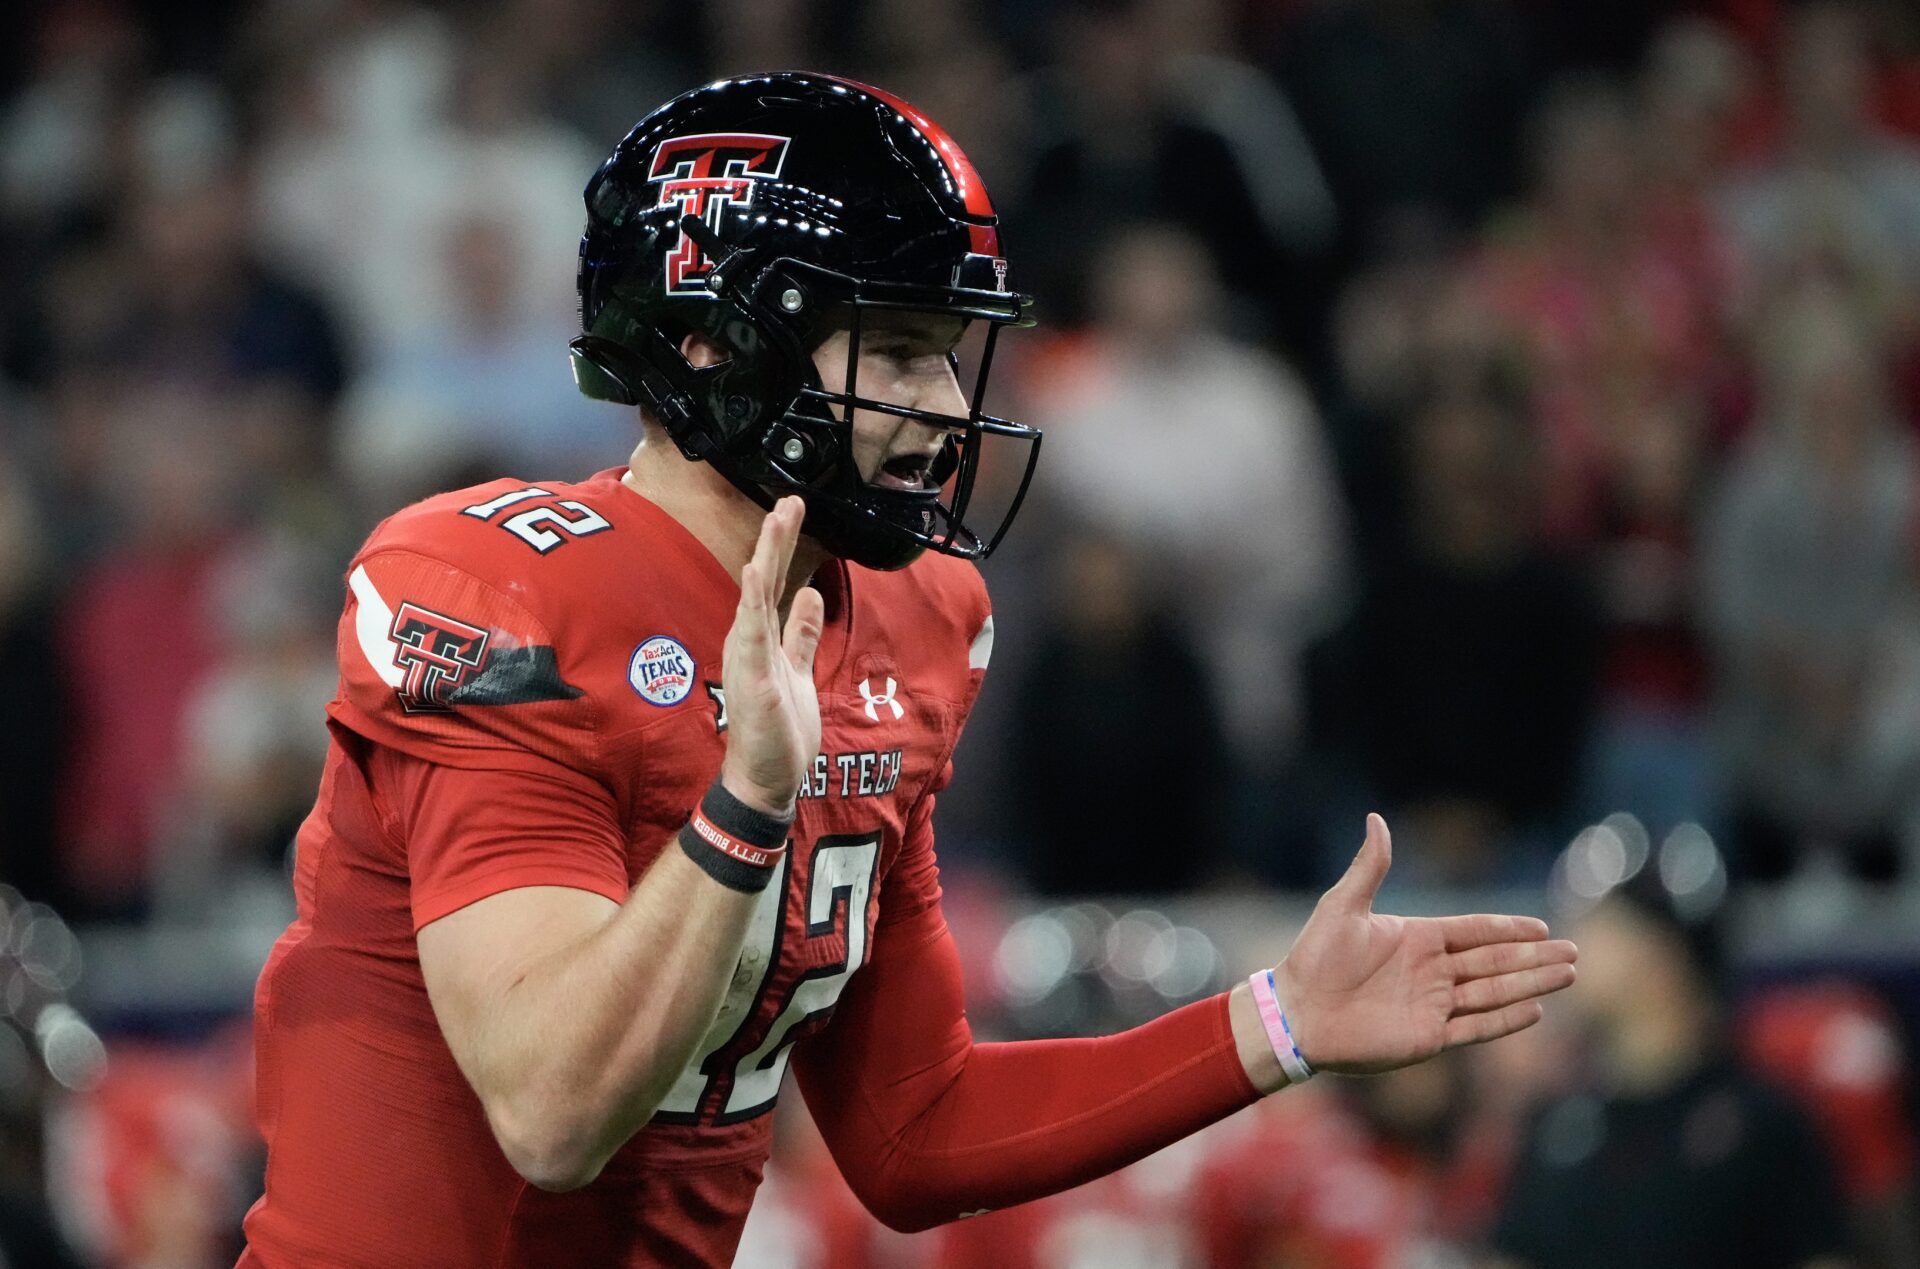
[461,486,612,554]
[651,832,882,1125]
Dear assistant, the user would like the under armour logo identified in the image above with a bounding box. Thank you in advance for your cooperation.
[858,676,903,722]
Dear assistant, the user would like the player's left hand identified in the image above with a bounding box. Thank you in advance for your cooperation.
[717,495,824,817]
[1272,814,1577,1076]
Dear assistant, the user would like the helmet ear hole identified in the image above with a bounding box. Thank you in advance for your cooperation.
[679,331,731,371]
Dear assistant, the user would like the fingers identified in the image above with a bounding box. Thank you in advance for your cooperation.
[762,496,804,608]
[1444,1001,1544,1049]
[1327,813,1392,911]
[1450,938,1578,982]
[736,497,806,630]
[1452,961,1576,1015]
[783,586,825,673]
[737,505,780,615]
[1438,912,1551,952]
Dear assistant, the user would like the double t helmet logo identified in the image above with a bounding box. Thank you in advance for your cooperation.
[648,133,793,296]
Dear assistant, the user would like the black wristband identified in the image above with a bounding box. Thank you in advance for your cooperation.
[676,780,793,894]
[699,780,794,849]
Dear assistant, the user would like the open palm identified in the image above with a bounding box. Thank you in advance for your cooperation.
[1273,815,1577,1076]
[718,497,824,816]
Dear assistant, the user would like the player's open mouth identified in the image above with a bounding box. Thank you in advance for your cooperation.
[872,453,934,492]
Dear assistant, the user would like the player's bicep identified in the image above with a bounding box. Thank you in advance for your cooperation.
[374,747,632,1084]
[375,745,630,931]
[418,885,620,1086]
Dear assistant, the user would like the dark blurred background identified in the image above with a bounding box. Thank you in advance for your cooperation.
[1,0,1919,1264]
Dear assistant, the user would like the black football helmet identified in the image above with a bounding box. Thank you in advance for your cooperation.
[571,72,1042,570]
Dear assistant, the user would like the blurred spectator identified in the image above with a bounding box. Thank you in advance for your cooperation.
[1491,873,1852,1269]
[0,3,148,228]
[0,448,67,907]
[1473,75,1734,544]
[120,172,347,413]
[1638,18,1762,235]
[1036,223,1350,787]
[1010,0,1337,349]
[1197,1054,1508,1268]
[1700,290,1920,882]
[0,887,96,1269]
[1719,2,1920,321]
[0,1027,84,1268]
[50,1023,255,1269]
[156,523,343,917]
[55,413,240,917]
[848,0,1020,196]
[337,212,634,504]
[1741,982,1920,1268]
[1580,387,1719,838]
[1323,227,1505,559]
[487,0,702,148]
[1272,0,1535,257]
[1310,365,1599,884]
[1009,535,1229,894]
[1871,0,1920,143]
[249,5,596,349]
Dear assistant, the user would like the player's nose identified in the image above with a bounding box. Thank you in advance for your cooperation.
[912,361,970,425]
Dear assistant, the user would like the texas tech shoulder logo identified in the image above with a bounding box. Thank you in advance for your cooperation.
[649,132,791,296]
[390,602,489,713]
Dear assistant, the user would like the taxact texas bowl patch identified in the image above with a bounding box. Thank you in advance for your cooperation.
[629,635,696,706]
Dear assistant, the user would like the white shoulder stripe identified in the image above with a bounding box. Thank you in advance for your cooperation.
[968,615,994,671]
[348,564,403,687]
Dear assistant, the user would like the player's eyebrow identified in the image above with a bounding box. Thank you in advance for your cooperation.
[869,319,962,348]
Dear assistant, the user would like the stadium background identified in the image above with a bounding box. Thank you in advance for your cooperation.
[1,0,1918,1263]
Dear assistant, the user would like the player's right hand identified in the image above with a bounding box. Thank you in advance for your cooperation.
[1270,814,1577,1076]
[719,496,824,816]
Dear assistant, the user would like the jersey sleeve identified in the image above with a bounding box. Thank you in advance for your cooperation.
[876,781,946,932]
[330,547,610,792]
[368,744,632,931]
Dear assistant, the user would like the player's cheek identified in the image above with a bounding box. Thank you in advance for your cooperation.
[846,407,893,480]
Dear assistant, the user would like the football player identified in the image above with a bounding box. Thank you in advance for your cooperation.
[237,73,1577,1267]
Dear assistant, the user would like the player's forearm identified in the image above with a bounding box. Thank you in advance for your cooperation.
[799,911,1265,1231]
[484,844,757,1188]
[821,995,1263,1230]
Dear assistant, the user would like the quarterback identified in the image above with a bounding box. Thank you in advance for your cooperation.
[237,73,1575,1266]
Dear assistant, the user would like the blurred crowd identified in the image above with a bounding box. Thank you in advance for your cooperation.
[739,854,1918,1268]
[3,0,1920,1264]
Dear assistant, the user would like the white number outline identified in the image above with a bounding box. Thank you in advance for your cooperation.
[460,488,612,553]
[651,831,882,1124]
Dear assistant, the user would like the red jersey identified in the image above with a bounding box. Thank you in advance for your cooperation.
[239,468,993,1267]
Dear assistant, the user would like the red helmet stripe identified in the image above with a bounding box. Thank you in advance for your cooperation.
[823,75,1000,256]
